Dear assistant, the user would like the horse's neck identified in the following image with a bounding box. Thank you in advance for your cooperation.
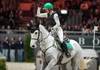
[41,31,49,39]
[40,25,49,39]
[39,24,55,51]
[40,34,54,51]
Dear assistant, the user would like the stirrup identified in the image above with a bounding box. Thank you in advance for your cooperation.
[65,52,71,57]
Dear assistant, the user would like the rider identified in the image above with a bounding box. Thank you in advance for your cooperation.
[36,2,71,57]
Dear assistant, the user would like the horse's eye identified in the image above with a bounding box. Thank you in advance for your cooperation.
[35,32,38,34]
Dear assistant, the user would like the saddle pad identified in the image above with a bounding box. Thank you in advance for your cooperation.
[65,40,73,49]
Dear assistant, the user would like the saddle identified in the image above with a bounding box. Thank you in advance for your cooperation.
[57,39,73,64]
[55,39,72,57]
[60,39,73,57]
[64,39,73,51]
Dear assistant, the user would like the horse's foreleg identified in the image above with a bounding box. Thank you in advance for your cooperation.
[36,57,44,70]
[44,58,57,70]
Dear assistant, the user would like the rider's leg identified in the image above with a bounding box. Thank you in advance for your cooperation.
[61,41,71,57]
[56,39,71,57]
[57,27,71,57]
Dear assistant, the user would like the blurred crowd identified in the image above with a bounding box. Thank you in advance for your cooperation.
[0,0,100,32]
[0,36,24,62]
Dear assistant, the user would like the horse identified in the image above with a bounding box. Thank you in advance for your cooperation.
[30,24,85,70]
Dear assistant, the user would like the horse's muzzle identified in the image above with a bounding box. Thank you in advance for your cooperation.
[32,45,35,48]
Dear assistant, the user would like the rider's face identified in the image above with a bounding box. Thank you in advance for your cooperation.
[45,9,50,13]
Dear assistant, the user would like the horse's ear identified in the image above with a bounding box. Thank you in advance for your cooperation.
[39,24,45,30]
[30,24,39,33]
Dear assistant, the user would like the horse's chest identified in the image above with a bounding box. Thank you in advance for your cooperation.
[41,41,46,46]
[40,41,48,50]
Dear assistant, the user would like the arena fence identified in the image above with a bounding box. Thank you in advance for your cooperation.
[0,30,100,62]
[0,30,100,53]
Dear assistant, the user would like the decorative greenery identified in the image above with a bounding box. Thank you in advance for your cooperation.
[24,32,35,62]
[0,59,6,70]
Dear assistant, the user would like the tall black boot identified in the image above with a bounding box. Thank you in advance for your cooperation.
[61,42,71,57]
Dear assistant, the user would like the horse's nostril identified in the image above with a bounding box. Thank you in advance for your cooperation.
[32,45,35,48]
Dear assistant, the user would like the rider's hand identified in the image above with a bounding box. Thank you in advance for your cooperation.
[38,2,42,7]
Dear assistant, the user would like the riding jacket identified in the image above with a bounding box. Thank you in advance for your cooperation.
[36,7,67,43]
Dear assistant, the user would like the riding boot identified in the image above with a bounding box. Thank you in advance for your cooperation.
[61,42,71,57]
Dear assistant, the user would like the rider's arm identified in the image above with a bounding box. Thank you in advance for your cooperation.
[53,13,60,28]
[53,10,68,28]
[36,7,48,18]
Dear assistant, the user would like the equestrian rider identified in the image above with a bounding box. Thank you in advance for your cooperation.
[36,2,71,57]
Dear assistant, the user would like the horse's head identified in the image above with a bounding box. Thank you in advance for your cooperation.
[30,29,39,48]
[30,24,50,48]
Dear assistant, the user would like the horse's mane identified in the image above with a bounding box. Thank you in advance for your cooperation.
[39,24,49,35]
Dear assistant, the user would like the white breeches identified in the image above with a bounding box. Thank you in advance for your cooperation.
[51,26,63,43]
[57,27,63,43]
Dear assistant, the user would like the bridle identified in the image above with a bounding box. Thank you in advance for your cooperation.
[31,28,52,54]
[31,29,50,43]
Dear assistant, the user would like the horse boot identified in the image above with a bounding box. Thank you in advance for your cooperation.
[61,42,71,57]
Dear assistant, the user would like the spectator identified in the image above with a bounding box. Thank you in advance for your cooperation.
[2,36,9,60]
[16,37,24,62]
[9,37,16,61]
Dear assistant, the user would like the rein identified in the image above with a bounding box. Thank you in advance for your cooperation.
[31,29,50,43]
[31,29,53,54]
